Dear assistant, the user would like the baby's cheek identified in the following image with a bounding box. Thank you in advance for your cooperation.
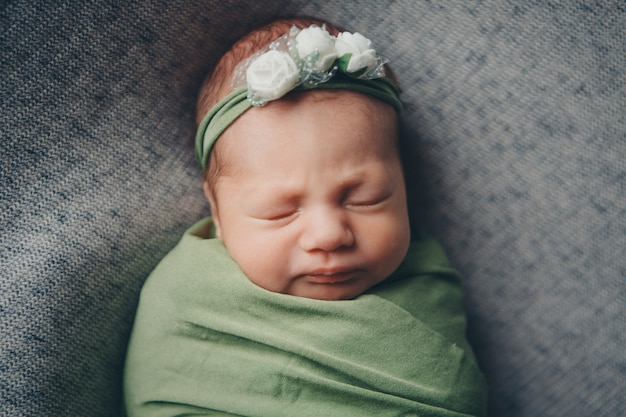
[229,241,288,292]
[374,222,410,269]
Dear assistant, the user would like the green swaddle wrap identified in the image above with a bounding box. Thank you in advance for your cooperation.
[124,218,487,416]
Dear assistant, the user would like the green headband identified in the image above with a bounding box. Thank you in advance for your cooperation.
[195,76,403,169]
[195,24,404,169]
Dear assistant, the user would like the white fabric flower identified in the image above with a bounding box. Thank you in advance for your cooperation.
[335,31,378,74]
[246,50,299,103]
[295,26,338,72]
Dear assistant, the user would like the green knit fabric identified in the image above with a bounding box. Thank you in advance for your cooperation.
[124,218,487,417]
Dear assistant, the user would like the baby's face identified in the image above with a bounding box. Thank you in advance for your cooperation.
[207,91,410,300]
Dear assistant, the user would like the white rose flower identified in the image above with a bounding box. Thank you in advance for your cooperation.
[246,50,299,103]
[335,31,378,74]
[295,26,338,72]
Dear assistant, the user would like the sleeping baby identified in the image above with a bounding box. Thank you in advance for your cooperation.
[124,17,488,417]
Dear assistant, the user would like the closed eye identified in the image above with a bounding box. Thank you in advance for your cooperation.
[345,191,392,209]
[266,211,298,221]
[252,208,300,223]
[340,175,395,209]
[348,199,388,209]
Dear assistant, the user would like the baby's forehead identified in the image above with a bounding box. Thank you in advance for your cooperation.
[227,90,397,141]
[219,91,397,158]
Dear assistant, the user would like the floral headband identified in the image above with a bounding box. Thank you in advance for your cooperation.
[195,24,403,169]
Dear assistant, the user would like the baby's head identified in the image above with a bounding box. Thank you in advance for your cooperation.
[196,18,410,300]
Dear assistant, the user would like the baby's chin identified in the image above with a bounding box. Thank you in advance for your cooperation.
[244,267,390,300]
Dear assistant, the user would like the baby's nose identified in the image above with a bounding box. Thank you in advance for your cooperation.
[298,208,355,252]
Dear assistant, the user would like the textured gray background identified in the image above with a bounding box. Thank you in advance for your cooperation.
[1,1,624,416]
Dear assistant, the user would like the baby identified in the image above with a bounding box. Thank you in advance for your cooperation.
[125,18,487,416]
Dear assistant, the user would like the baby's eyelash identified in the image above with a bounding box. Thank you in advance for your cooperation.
[347,198,386,208]
[267,212,295,221]
[345,191,391,207]
[258,208,300,222]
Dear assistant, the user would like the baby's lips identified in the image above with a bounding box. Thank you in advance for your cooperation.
[298,267,361,284]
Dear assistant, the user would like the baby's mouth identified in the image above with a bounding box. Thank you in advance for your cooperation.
[302,269,358,284]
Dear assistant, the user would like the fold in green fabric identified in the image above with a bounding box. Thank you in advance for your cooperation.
[124,218,487,417]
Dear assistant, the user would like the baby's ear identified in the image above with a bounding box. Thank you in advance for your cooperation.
[203,181,222,238]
